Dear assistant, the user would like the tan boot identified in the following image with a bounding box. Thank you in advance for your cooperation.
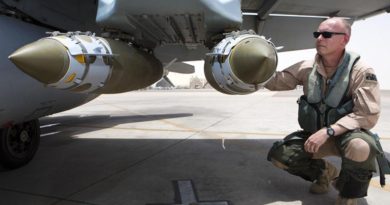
[309,160,339,194]
[335,196,357,205]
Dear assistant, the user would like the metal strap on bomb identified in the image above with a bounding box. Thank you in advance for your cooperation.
[47,35,112,93]
[207,32,276,94]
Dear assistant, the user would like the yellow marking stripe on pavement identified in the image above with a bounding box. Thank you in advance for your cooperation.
[370,179,390,192]
[70,123,390,139]
[68,124,288,137]
[100,101,390,139]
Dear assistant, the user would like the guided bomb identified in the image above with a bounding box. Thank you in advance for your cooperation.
[9,32,163,94]
[204,31,278,94]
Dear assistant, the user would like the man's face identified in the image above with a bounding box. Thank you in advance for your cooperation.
[315,20,348,56]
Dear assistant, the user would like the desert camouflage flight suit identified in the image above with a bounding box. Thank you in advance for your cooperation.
[265,50,381,198]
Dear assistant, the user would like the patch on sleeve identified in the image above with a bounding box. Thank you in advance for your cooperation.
[365,73,377,82]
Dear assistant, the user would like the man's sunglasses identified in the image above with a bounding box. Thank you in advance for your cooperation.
[313,31,346,39]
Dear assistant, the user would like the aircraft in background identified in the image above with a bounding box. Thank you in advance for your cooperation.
[0,0,389,169]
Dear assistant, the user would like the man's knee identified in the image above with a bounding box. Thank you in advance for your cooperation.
[270,158,288,170]
[267,140,291,170]
[267,137,326,182]
[344,138,370,162]
[267,138,308,169]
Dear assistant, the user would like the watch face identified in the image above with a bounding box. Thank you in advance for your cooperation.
[327,127,335,136]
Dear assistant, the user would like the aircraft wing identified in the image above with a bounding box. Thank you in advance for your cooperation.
[4,0,390,56]
[95,0,390,54]
[242,0,390,18]
[4,0,390,95]
[94,0,390,94]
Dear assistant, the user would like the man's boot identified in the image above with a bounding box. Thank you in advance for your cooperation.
[309,160,339,194]
[335,196,357,205]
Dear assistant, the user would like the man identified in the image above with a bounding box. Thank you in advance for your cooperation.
[265,17,381,205]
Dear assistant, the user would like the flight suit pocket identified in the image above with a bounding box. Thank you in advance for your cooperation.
[297,96,319,133]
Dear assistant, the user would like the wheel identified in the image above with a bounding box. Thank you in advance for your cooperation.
[0,119,40,169]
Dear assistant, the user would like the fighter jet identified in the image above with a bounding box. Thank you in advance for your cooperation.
[1,0,389,169]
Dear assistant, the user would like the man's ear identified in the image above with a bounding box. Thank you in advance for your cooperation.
[344,34,350,44]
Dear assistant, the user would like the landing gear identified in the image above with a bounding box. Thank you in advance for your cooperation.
[0,119,40,169]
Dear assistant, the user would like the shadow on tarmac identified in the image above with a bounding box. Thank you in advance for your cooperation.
[0,113,381,205]
[40,113,194,131]
[0,141,372,204]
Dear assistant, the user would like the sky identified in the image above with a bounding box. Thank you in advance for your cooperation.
[170,12,390,89]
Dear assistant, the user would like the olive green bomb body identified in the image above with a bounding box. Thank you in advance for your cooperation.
[229,37,277,84]
[98,39,163,94]
[204,34,277,94]
[9,35,163,94]
[8,38,69,84]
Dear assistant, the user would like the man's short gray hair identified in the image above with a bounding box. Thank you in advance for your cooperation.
[327,17,352,35]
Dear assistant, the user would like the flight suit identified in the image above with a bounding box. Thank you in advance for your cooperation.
[265,51,381,198]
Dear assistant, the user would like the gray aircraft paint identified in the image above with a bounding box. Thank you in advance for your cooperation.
[1,0,389,168]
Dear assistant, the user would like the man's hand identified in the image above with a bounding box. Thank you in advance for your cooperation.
[304,128,329,153]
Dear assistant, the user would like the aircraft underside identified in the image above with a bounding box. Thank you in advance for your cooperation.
[0,0,389,168]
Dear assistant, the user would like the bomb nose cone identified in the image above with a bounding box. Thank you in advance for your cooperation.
[9,38,69,84]
[229,37,277,84]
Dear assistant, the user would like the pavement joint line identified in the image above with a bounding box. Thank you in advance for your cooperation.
[99,101,207,134]
[41,95,390,202]
[52,122,390,195]
[54,101,243,203]
[0,187,99,205]
[57,141,189,202]
[146,180,229,205]
[54,125,208,203]
[98,97,276,139]
[53,124,390,140]
[77,100,390,140]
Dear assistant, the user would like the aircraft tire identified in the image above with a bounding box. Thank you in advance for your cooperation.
[0,119,40,169]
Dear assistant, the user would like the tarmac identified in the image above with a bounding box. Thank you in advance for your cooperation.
[0,89,389,205]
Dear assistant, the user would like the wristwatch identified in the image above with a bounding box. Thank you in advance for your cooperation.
[326,126,335,137]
